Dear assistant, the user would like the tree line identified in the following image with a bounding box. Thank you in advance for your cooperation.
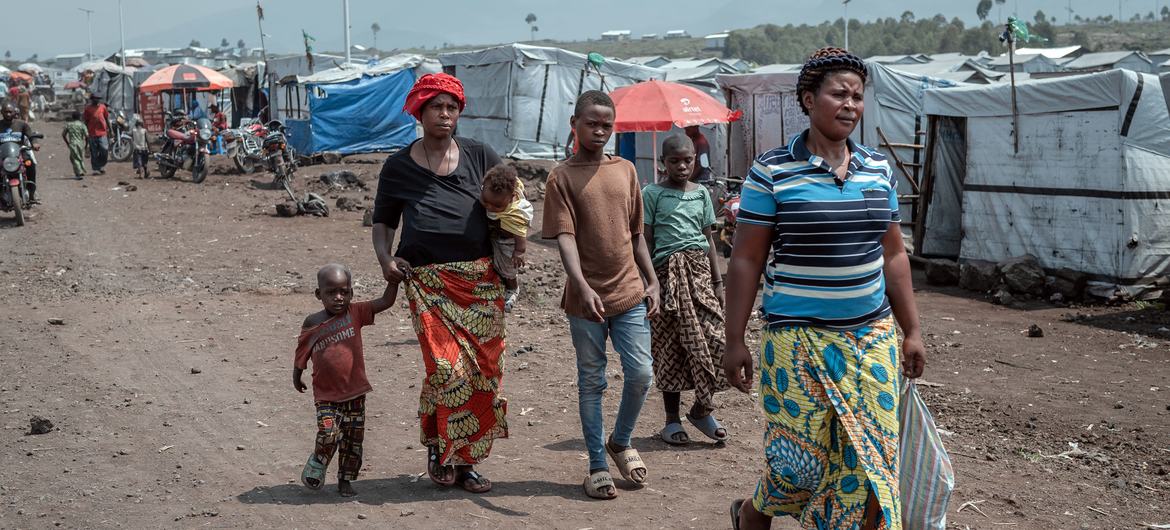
[723,11,1169,66]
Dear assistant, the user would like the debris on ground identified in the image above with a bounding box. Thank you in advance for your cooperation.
[1027,324,1044,338]
[28,416,54,435]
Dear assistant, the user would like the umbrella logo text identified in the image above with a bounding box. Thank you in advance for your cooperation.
[680,97,701,114]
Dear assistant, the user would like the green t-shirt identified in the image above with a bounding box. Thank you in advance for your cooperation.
[642,183,716,267]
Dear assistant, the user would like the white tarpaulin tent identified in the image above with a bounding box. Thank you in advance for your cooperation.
[920,69,1170,283]
[716,63,961,190]
[439,44,662,159]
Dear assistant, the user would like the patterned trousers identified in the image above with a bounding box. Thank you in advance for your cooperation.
[314,395,365,481]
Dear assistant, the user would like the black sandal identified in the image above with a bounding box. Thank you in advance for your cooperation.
[427,446,456,486]
[457,469,491,494]
[730,499,745,530]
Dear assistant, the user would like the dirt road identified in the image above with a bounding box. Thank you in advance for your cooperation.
[2,122,1168,529]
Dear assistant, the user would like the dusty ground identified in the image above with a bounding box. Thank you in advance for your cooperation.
[1,122,1168,530]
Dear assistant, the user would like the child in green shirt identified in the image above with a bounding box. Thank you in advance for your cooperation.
[642,134,729,446]
[61,111,87,179]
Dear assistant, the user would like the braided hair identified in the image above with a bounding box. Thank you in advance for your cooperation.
[796,47,868,116]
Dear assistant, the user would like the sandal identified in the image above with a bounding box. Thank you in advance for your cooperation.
[456,469,491,494]
[660,422,691,446]
[605,440,648,485]
[687,412,730,442]
[427,446,456,487]
[582,470,617,499]
[730,499,745,530]
[300,454,326,490]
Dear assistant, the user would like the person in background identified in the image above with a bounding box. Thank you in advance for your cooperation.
[14,81,32,122]
[0,79,8,107]
[684,125,712,184]
[62,110,88,179]
[0,103,41,202]
[643,134,729,447]
[131,117,150,178]
[82,94,109,175]
[189,99,207,121]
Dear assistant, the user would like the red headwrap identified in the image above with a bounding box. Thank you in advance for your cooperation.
[402,73,466,120]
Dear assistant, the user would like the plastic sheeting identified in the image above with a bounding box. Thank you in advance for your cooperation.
[440,44,662,159]
[302,68,417,155]
[920,70,1170,281]
[716,63,961,188]
[296,54,438,84]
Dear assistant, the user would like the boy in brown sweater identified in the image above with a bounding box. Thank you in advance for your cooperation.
[542,90,661,500]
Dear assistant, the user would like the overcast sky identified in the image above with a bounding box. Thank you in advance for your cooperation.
[9,0,1167,59]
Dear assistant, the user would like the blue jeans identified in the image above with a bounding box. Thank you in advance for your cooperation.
[568,303,654,471]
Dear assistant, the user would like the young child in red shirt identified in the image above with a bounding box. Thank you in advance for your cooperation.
[294,263,397,497]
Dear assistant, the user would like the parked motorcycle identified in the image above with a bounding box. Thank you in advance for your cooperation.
[155,114,213,183]
[261,120,298,201]
[713,178,742,258]
[109,110,133,162]
[222,118,268,175]
[0,132,42,227]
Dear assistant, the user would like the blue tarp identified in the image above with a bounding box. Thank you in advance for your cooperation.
[303,69,417,154]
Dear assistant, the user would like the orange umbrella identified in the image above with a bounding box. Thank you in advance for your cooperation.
[610,80,741,132]
[8,71,33,83]
[139,64,233,92]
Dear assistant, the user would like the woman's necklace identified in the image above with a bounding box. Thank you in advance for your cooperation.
[422,141,451,175]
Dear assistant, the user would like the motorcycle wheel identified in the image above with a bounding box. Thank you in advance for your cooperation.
[191,152,208,184]
[233,153,256,174]
[110,135,133,162]
[11,184,23,227]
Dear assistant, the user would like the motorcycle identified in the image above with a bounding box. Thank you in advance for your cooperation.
[222,118,268,175]
[261,120,298,201]
[713,178,742,258]
[155,115,213,183]
[109,110,133,162]
[0,132,42,227]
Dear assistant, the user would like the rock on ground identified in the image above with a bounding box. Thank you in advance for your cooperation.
[28,415,54,435]
[925,259,960,286]
[999,255,1046,296]
[960,260,998,292]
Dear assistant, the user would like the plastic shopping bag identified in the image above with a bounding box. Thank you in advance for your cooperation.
[899,379,955,530]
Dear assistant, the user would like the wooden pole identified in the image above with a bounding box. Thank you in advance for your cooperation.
[1007,28,1020,154]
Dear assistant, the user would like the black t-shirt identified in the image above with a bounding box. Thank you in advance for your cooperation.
[372,137,503,267]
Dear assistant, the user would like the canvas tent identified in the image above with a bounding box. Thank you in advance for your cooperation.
[282,54,439,155]
[74,61,137,115]
[716,63,959,187]
[439,43,662,159]
[918,69,1170,285]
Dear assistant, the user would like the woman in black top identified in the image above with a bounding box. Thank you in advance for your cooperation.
[372,74,506,495]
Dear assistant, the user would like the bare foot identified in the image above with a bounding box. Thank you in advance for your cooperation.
[338,479,356,497]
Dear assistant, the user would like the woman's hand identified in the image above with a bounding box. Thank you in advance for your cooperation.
[381,257,412,284]
[901,332,926,378]
[723,340,754,393]
[713,282,725,307]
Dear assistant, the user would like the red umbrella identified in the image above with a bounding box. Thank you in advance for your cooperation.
[64,80,85,90]
[139,64,233,92]
[610,80,741,132]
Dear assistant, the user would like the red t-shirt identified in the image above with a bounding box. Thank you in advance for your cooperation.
[82,104,109,138]
[294,301,375,403]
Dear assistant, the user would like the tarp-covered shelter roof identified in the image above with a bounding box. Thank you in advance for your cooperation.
[1014,45,1083,59]
[296,54,438,84]
[1062,51,1152,70]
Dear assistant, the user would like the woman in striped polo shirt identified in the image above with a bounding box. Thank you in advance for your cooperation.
[723,47,926,530]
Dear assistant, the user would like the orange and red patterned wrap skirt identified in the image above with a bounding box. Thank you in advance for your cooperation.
[404,258,508,466]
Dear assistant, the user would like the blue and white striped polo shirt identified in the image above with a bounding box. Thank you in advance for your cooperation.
[738,131,900,330]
